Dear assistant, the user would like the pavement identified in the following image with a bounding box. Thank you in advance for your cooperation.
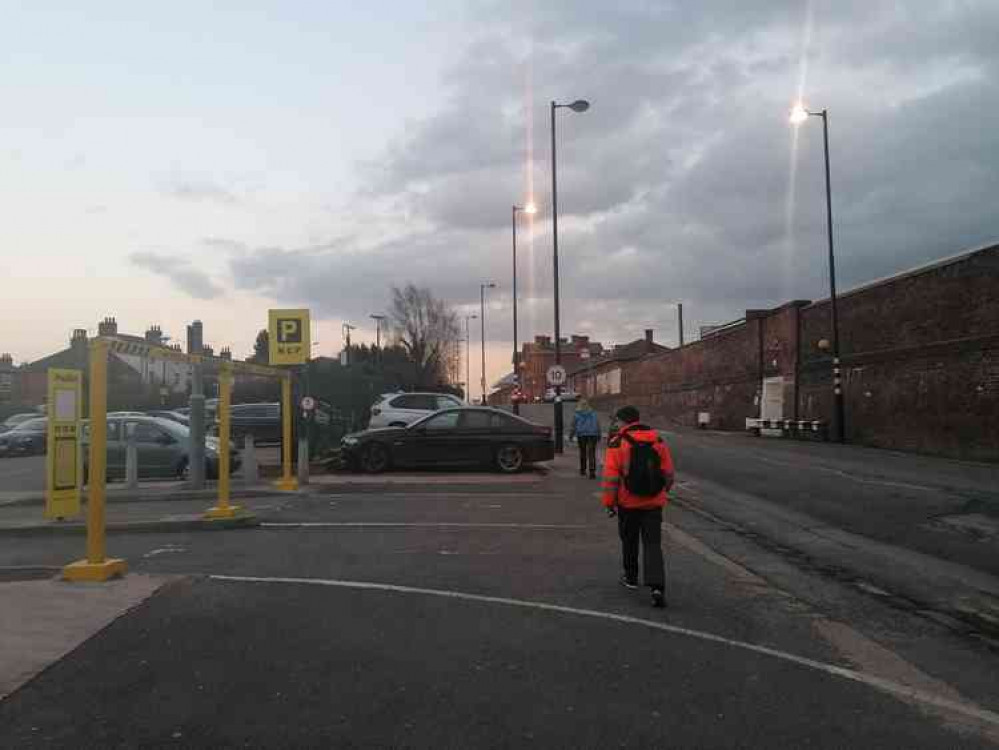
[1,431,998,748]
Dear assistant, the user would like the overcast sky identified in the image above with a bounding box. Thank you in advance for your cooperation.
[2,1,997,390]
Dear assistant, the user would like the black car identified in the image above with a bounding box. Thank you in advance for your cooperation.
[1,412,40,434]
[225,402,282,445]
[340,407,554,474]
[0,417,47,457]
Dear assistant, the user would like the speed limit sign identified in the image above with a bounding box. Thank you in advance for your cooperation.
[546,364,567,387]
[300,396,316,411]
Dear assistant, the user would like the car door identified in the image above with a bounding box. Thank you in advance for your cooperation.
[454,409,499,465]
[104,420,125,479]
[132,421,179,477]
[393,410,463,467]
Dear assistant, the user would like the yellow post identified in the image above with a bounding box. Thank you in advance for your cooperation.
[205,363,242,518]
[275,373,298,491]
[63,339,127,581]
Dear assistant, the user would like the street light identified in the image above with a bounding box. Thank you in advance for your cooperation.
[480,283,496,405]
[464,314,477,404]
[369,314,386,350]
[790,102,845,442]
[511,202,537,415]
[550,98,590,453]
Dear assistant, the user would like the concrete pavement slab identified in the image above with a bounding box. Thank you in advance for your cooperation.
[0,574,169,700]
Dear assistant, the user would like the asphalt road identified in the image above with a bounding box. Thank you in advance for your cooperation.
[0,455,44,494]
[2,463,998,748]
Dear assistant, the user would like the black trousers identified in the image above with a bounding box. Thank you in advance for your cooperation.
[577,436,598,476]
[618,507,665,589]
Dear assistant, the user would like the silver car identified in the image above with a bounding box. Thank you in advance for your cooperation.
[368,392,464,428]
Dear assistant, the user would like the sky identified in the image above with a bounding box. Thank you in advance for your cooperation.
[2,1,997,392]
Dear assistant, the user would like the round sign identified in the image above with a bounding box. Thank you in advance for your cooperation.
[300,396,316,410]
[546,364,567,387]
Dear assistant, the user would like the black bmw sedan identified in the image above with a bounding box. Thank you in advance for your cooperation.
[340,407,554,474]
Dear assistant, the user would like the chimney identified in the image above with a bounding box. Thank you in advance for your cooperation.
[186,320,203,355]
[571,335,589,346]
[70,329,88,350]
[645,329,654,352]
[145,325,163,345]
[0,353,12,368]
[534,335,551,346]
[220,346,232,361]
[202,344,214,357]
[97,316,118,337]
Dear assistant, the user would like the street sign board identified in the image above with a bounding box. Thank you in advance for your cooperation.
[268,309,310,365]
[45,368,82,519]
[300,396,316,411]
[546,364,567,387]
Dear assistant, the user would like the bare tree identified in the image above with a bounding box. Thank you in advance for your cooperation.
[388,284,460,387]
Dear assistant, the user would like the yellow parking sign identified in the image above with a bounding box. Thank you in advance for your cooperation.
[45,368,82,519]
[268,309,310,365]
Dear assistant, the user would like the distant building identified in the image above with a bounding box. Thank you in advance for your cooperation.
[519,334,604,402]
[568,330,670,398]
[0,353,15,404]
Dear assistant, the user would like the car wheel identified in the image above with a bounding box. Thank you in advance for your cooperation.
[360,443,391,474]
[177,458,190,481]
[495,444,524,474]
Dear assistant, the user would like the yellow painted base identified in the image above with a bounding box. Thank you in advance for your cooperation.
[274,477,299,492]
[62,558,127,582]
[204,504,244,519]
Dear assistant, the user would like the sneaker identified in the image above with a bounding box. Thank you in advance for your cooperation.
[619,574,638,590]
[651,588,666,608]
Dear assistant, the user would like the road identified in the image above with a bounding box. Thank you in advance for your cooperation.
[0,455,44,494]
[1,448,998,747]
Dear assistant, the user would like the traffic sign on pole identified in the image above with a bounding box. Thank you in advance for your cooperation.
[546,364,567,387]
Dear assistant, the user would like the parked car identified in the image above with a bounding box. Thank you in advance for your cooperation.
[145,410,190,427]
[368,392,464,428]
[341,407,554,474]
[1,412,40,434]
[226,402,282,445]
[0,417,47,456]
[83,416,239,480]
[543,388,578,403]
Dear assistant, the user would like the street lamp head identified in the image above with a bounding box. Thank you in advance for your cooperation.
[789,103,810,125]
[568,99,590,113]
[524,202,537,214]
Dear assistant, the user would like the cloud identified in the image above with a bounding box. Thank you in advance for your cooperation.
[160,178,240,205]
[223,0,999,351]
[131,251,225,300]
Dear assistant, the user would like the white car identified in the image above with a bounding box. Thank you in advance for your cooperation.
[368,392,464,428]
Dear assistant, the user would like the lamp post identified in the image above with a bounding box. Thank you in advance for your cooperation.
[550,98,590,453]
[511,202,537,414]
[369,314,385,350]
[480,283,496,405]
[791,103,845,443]
[464,314,477,404]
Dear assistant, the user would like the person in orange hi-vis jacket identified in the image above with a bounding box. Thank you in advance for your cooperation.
[600,405,675,608]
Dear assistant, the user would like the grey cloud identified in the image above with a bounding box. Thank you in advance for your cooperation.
[229,1,999,350]
[131,252,225,300]
[202,236,249,253]
[161,179,240,205]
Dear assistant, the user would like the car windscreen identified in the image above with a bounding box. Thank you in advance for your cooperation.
[10,418,46,432]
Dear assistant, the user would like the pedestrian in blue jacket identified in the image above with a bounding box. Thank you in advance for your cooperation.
[570,398,602,479]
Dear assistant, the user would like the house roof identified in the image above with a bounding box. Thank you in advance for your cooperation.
[566,339,670,376]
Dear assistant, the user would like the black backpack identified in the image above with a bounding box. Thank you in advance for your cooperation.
[622,430,666,497]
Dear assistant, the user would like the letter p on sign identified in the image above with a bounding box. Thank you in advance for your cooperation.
[268,309,311,365]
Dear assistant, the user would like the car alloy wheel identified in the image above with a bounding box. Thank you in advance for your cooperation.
[496,444,524,474]
[361,443,390,474]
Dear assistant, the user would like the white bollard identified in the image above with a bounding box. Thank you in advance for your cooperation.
[242,434,259,485]
[125,426,138,490]
[297,437,309,486]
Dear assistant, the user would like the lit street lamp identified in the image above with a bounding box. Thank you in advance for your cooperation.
[550,98,590,453]
[791,102,845,442]
[464,314,477,404]
[480,283,496,405]
[511,202,536,414]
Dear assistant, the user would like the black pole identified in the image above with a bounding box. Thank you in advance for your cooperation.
[480,285,487,406]
[677,302,684,348]
[512,206,520,415]
[820,110,845,443]
[551,101,564,453]
[465,316,472,404]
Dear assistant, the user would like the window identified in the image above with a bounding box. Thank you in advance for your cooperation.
[390,394,422,409]
[437,395,461,410]
[422,411,460,431]
[134,422,171,444]
[461,410,514,430]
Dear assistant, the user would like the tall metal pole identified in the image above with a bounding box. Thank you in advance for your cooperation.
[677,302,684,348]
[820,109,845,443]
[511,206,520,415]
[480,285,487,405]
[465,316,473,403]
[550,101,564,453]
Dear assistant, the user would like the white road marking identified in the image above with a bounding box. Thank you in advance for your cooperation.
[260,522,589,530]
[208,573,999,731]
[142,545,186,558]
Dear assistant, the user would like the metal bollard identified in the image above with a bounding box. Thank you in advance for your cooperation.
[125,424,138,490]
[242,434,258,485]
[297,436,309,486]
